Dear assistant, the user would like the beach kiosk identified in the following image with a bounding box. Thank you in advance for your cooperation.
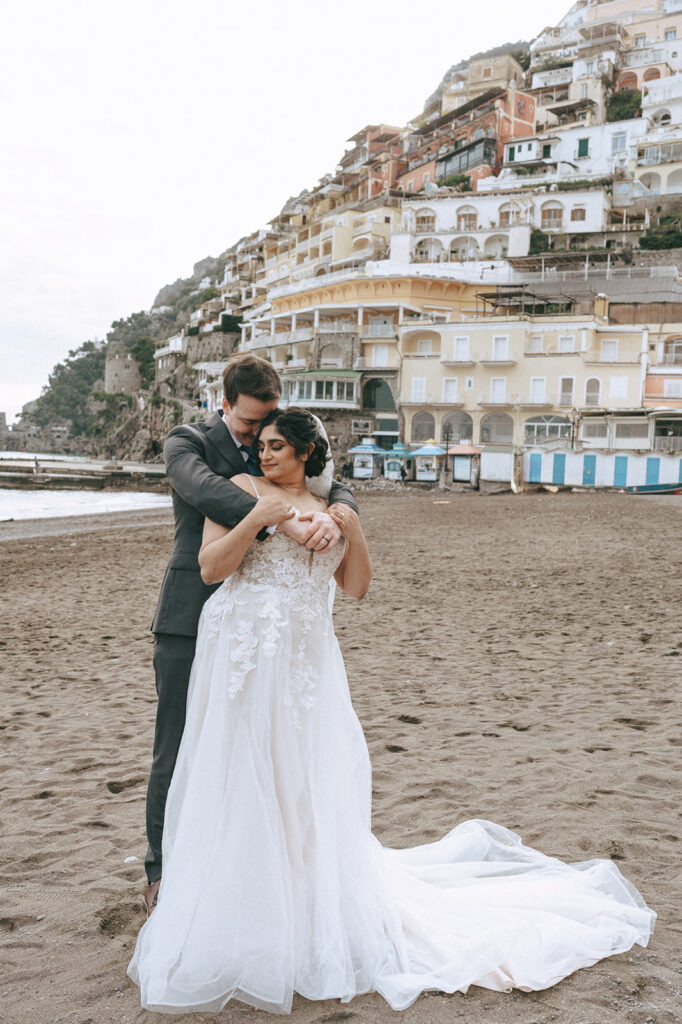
[449,443,481,485]
[348,439,386,479]
[411,440,445,482]
[383,442,414,481]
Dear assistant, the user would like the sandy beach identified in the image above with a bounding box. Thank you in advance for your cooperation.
[1,490,680,1024]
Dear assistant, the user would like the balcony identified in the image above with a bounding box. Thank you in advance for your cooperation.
[267,327,314,345]
[531,67,573,88]
[440,355,476,366]
[637,140,682,167]
[400,314,450,327]
[524,344,582,356]
[518,393,556,408]
[653,435,682,450]
[399,392,457,406]
[622,47,664,67]
[318,320,356,334]
[359,323,398,338]
[583,357,640,366]
[479,356,517,367]
[353,356,400,371]
[477,393,518,408]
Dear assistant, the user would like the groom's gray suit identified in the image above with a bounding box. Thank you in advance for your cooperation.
[145,410,358,883]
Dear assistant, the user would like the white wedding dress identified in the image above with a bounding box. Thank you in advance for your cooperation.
[128,531,655,1014]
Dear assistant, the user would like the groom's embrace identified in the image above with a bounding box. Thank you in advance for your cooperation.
[144,353,358,914]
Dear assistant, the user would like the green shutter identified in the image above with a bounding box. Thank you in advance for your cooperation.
[542,143,551,158]
[578,138,589,158]
[509,145,515,161]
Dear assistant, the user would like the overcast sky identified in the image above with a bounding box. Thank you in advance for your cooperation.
[0,0,569,424]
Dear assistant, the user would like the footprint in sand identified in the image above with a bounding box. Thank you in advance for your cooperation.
[0,915,35,932]
[106,776,144,794]
[398,715,421,725]
[615,718,654,731]
[95,901,144,938]
[385,744,406,753]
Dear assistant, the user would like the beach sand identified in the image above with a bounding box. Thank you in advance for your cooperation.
[1,491,680,1024]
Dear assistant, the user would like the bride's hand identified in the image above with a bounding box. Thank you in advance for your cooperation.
[252,495,296,529]
[296,509,343,552]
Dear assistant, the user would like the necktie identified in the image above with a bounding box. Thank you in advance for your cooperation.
[241,446,263,476]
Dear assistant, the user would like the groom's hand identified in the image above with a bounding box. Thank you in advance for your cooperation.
[297,509,343,552]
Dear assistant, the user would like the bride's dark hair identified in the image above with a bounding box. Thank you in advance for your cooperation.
[255,407,329,478]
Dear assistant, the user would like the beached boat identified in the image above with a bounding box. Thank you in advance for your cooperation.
[627,482,682,494]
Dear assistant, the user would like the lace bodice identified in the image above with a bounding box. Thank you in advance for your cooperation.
[236,529,345,597]
[198,531,345,725]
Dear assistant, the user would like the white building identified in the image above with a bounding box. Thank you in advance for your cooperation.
[486,118,649,191]
[154,332,188,381]
[391,190,611,263]
[642,72,682,125]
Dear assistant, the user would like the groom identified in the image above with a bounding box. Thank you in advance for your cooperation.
[143,353,358,914]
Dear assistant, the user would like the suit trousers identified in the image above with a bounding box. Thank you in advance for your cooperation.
[145,633,197,884]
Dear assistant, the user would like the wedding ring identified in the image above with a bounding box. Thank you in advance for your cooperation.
[321,535,330,545]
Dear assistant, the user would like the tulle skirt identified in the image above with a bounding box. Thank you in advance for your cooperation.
[128,587,655,1014]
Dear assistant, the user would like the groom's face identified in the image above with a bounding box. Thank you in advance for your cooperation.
[222,394,279,447]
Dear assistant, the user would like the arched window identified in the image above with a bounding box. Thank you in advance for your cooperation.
[411,411,435,442]
[456,205,478,231]
[653,108,672,125]
[665,336,682,365]
[414,238,444,262]
[523,414,571,443]
[483,234,509,258]
[449,236,480,261]
[498,202,520,227]
[441,411,473,442]
[414,209,436,233]
[640,170,662,194]
[618,72,638,91]
[643,67,661,82]
[363,378,396,410]
[471,127,484,141]
[320,344,343,368]
[541,201,563,230]
[480,412,514,444]
[585,378,601,406]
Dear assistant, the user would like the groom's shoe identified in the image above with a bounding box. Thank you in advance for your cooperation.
[143,880,160,918]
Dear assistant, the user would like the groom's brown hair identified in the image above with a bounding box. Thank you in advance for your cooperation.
[222,353,281,406]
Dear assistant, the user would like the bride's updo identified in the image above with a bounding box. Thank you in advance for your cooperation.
[256,407,330,478]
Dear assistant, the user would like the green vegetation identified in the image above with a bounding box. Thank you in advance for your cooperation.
[194,286,219,306]
[438,173,472,190]
[556,177,613,193]
[535,57,572,72]
[219,313,242,333]
[606,89,641,122]
[639,212,682,249]
[529,229,550,254]
[89,390,133,435]
[32,340,107,435]
[129,337,156,387]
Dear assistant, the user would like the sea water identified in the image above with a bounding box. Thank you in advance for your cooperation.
[0,489,172,521]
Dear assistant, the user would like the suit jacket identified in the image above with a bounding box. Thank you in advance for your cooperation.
[152,411,359,638]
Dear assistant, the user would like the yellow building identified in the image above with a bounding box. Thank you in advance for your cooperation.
[240,269,480,451]
[398,306,648,449]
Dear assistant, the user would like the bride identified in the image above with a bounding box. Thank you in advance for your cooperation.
[128,408,654,1015]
